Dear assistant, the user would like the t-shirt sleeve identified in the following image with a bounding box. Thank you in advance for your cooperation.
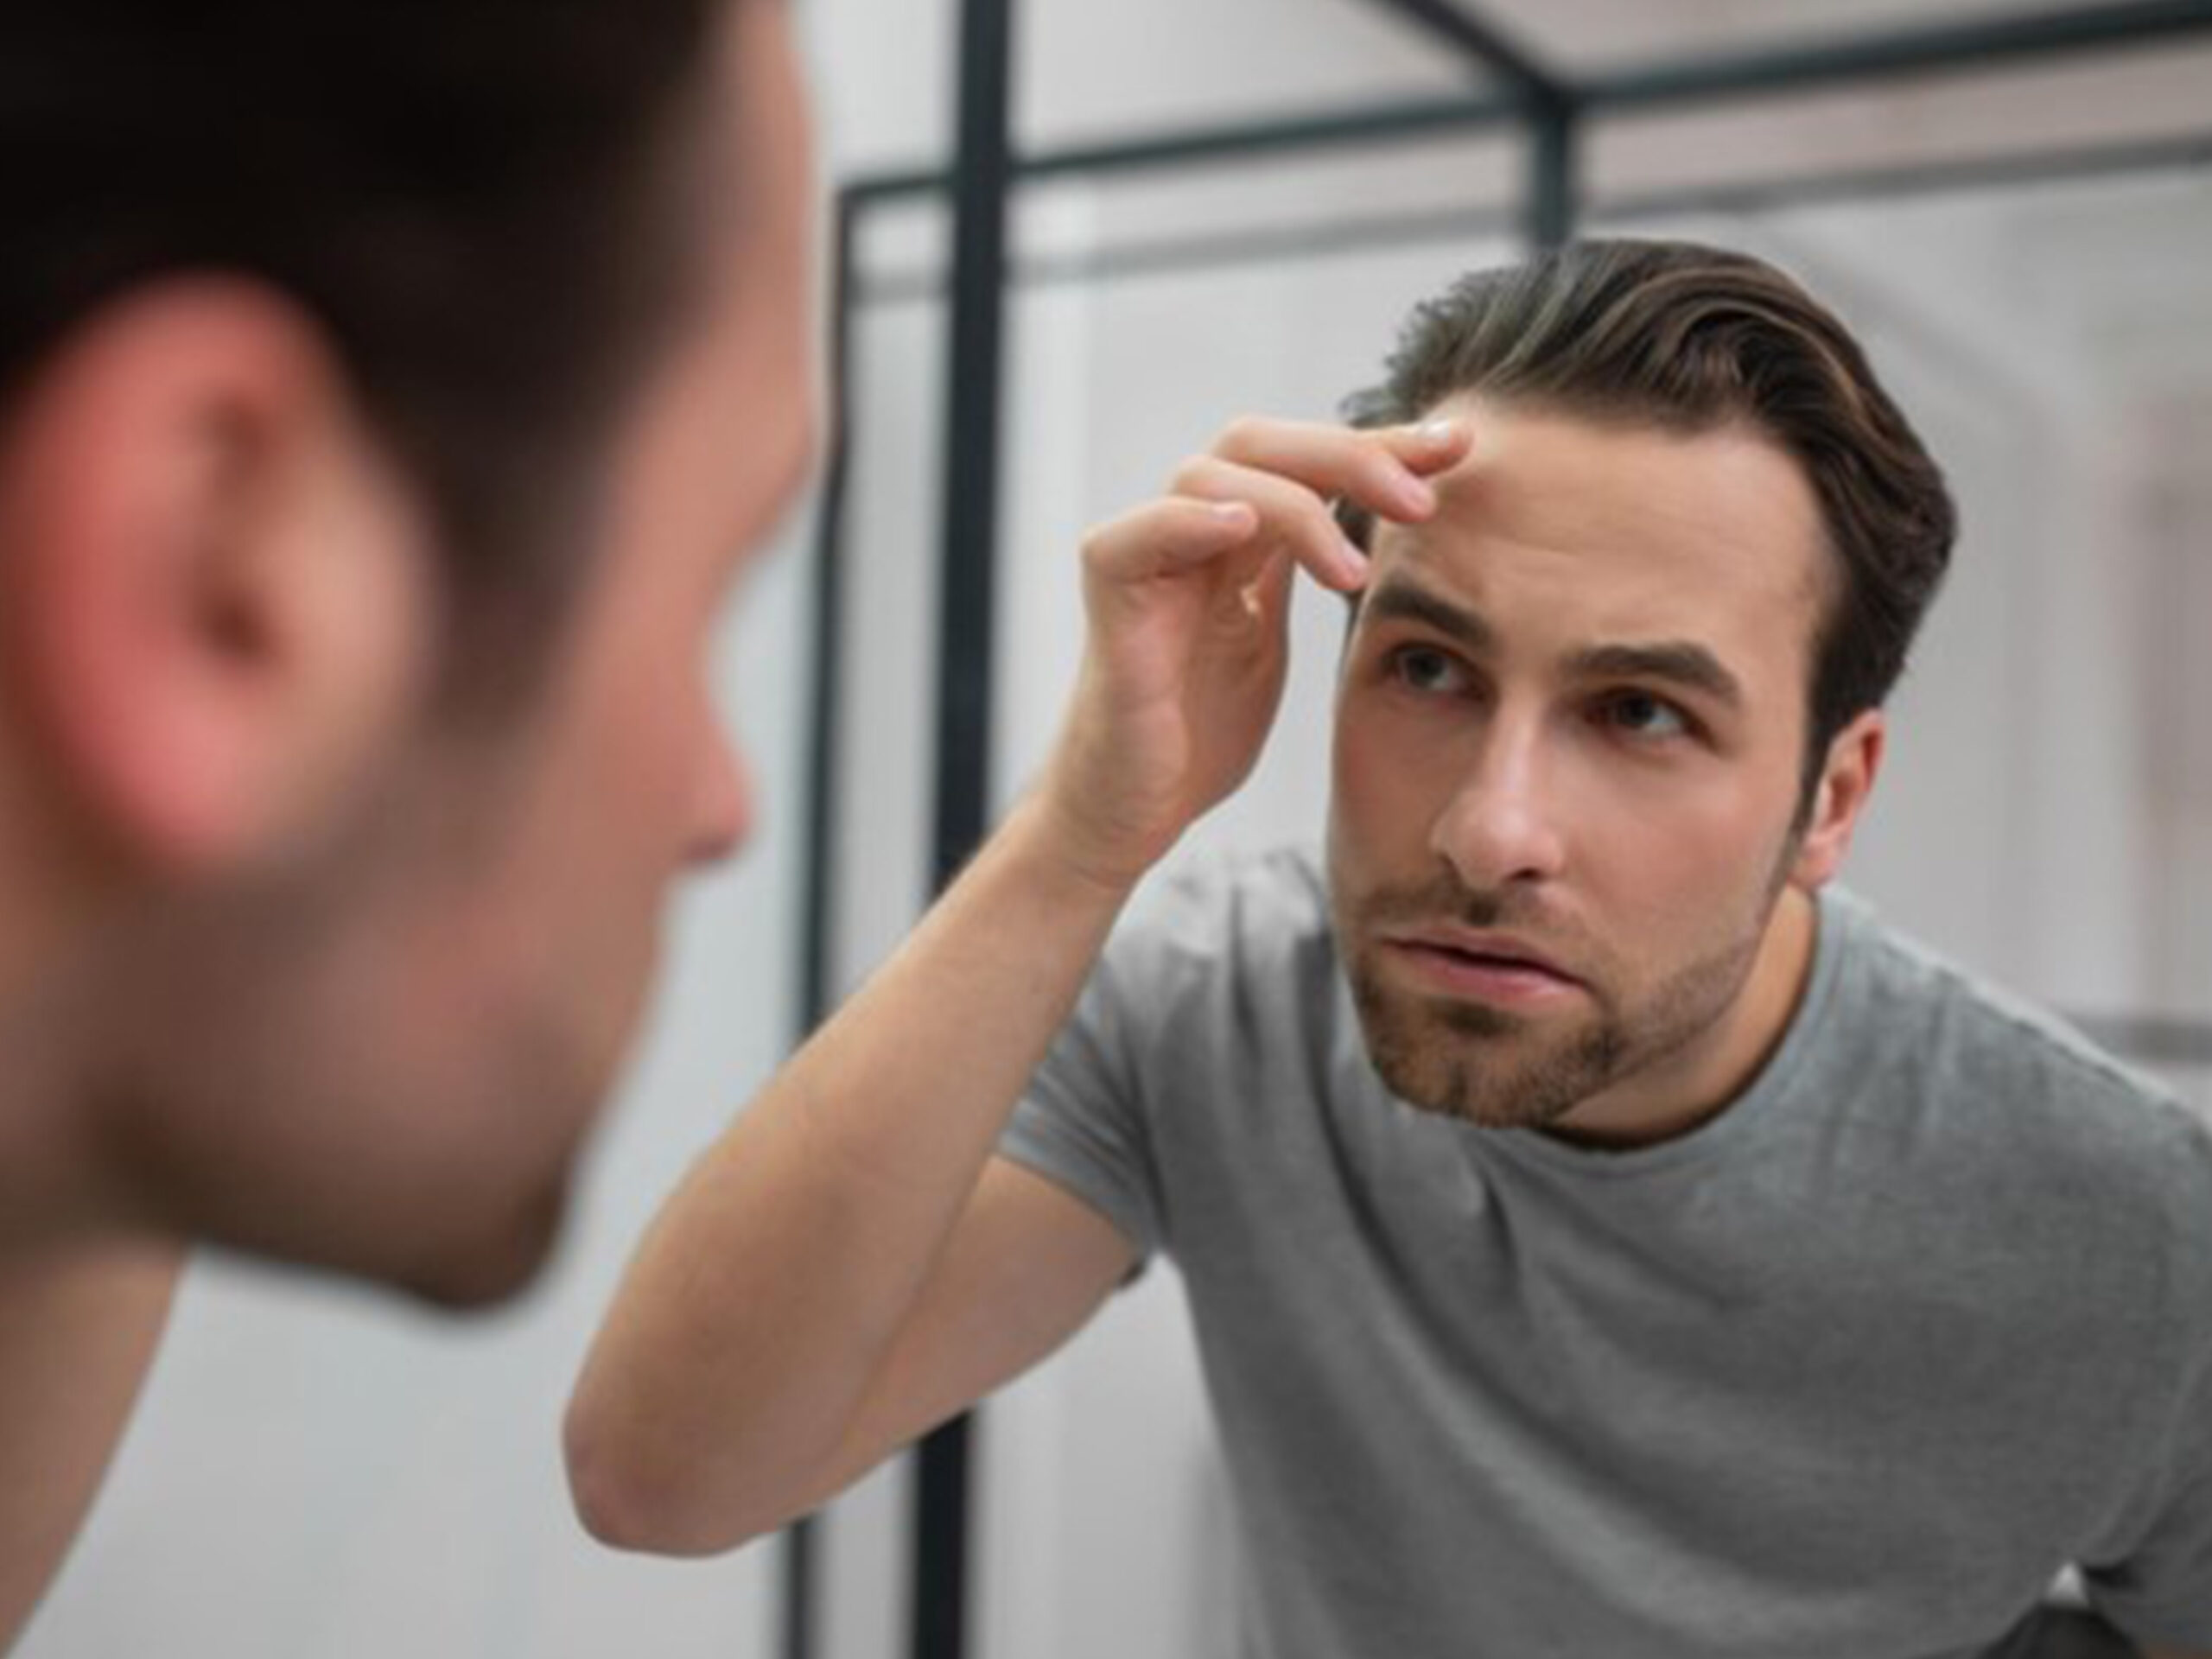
[998,933,1166,1265]
[2081,1395,2212,1647]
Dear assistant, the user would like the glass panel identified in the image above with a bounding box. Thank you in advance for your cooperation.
[1588,166,2212,1066]
[1007,134,1526,287]
[1586,39,2212,208]
[863,153,2212,1659]
[1019,0,1495,156]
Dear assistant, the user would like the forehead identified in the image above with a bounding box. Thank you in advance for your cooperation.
[609,0,815,570]
[1366,401,1829,677]
[696,0,812,355]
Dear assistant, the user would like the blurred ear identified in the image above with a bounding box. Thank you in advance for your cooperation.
[0,277,438,876]
[1788,708,1884,891]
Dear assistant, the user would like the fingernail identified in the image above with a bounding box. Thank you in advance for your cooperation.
[1417,417,1464,448]
[1397,474,1437,515]
[1338,537,1371,579]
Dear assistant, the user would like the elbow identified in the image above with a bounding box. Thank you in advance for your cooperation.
[563,1398,771,1558]
[562,1407,682,1554]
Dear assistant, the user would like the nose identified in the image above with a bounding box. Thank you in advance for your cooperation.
[686,727,754,868]
[1427,713,1567,891]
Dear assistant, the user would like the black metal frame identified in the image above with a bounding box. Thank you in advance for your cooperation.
[792,5,2212,1657]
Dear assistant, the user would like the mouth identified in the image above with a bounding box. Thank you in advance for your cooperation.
[1377,927,1586,1006]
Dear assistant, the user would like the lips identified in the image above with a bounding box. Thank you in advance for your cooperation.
[1387,926,1578,981]
[1377,925,1586,1004]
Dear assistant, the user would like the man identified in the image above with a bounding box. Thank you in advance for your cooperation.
[568,240,2212,1656]
[0,0,814,1645]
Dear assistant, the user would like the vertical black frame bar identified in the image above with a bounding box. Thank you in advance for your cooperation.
[1528,98,1579,249]
[780,177,869,1659]
[931,0,1016,887]
[802,184,863,1173]
[916,0,1018,1656]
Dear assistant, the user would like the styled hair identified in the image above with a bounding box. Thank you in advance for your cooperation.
[1342,238,1956,787]
[1,0,730,693]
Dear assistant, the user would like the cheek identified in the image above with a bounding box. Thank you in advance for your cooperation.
[1332,698,1434,830]
[1328,721,1398,884]
[556,588,711,802]
[1589,785,1796,944]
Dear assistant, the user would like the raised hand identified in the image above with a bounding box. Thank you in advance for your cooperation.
[1037,414,1472,887]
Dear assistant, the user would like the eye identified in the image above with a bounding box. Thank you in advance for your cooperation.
[1387,644,1470,696]
[1597,689,1693,741]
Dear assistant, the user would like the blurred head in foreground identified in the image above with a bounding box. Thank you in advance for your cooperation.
[0,0,817,1303]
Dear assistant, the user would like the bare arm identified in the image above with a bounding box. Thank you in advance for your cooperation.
[564,416,1472,1555]
[0,1243,181,1651]
[567,801,1147,1553]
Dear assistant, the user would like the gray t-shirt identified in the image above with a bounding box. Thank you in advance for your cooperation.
[1001,846,2212,1658]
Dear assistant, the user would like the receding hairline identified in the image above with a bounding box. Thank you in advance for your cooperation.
[1381,390,1842,610]
[1351,393,1840,746]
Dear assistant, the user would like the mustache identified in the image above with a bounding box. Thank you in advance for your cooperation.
[1355,874,1541,932]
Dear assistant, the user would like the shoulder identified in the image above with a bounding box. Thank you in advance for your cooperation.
[1085,842,1340,1053]
[1107,842,1333,977]
[1828,890,2212,1254]
[1834,893,2184,1113]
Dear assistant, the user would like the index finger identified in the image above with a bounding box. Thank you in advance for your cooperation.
[1211,416,1473,527]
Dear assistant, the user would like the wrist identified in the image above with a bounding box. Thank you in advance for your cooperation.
[997,787,1163,912]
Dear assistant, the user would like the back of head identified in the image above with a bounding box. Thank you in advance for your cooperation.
[1344,238,1957,773]
[1,0,727,684]
[0,0,785,1303]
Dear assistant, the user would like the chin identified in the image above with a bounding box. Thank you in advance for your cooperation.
[387,1175,573,1312]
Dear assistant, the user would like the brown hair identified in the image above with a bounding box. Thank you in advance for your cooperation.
[1,0,731,697]
[1342,238,1956,792]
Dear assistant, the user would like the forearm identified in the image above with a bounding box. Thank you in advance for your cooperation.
[566,792,1135,1551]
[0,1243,181,1652]
[568,415,1461,1556]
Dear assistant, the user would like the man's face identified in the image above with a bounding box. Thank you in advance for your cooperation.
[1327,400,1847,1142]
[108,0,817,1301]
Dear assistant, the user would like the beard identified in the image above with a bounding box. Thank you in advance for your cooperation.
[1338,863,1791,1135]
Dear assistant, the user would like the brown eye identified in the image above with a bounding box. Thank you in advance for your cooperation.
[1389,645,1467,696]
[1600,690,1690,739]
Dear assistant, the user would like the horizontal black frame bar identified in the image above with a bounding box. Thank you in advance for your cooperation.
[847,92,1522,209]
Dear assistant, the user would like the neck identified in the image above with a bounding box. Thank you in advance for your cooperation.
[0,959,98,1251]
[1545,884,1821,1151]
[0,785,131,1250]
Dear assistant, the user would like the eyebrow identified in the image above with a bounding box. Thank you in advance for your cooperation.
[1359,580,1496,656]
[1567,642,1745,710]
[1359,576,1746,710]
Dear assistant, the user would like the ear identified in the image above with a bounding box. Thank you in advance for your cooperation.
[0,277,438,877]
[1787,707,1885,891]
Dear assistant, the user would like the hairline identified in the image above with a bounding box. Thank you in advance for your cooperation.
[1352,390,1847,791]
